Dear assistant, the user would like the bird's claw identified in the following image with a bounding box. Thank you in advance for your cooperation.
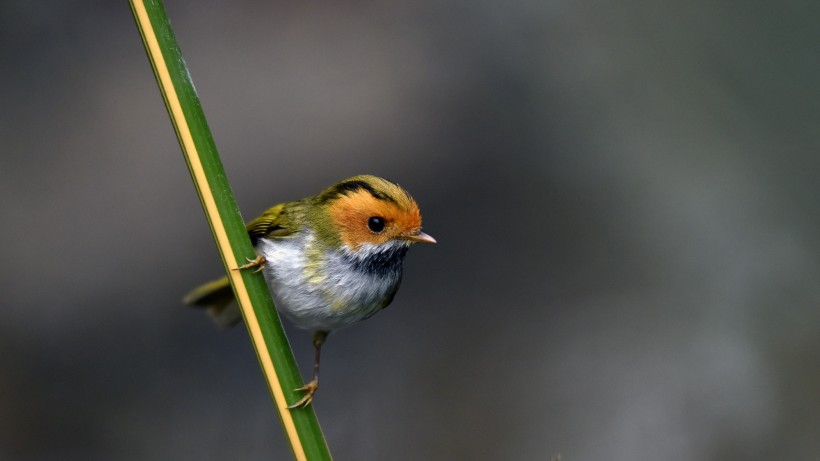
[235,255,266,273]
[287,380,319,409]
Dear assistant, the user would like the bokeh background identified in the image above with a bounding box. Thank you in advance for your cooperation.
[2,1,818,460]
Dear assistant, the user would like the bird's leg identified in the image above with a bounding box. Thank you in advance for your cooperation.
[235,255,266,273]
[288,331,328,409]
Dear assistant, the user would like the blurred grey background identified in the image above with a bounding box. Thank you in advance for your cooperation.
[1,0,818,460]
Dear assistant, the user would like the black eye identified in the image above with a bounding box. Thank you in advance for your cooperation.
[367,216,386,233]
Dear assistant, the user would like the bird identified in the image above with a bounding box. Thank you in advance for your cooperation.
[184,175,435,408]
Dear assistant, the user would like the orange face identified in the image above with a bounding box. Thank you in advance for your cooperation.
[327,188,423,249]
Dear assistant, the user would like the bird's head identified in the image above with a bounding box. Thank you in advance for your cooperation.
[313,175,435,252]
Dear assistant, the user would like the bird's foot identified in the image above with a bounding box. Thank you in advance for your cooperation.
[287,379,319,409]
[235,255,266,273]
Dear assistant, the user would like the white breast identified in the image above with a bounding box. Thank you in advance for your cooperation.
[255,233,404,331]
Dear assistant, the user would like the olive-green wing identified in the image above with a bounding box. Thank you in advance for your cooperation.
[245,202,300,244]
[185,201,302,328]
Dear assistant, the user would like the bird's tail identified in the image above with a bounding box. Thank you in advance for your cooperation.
[183,276,242,327]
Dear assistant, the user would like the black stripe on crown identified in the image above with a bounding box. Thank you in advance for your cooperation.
[322,179,398,204]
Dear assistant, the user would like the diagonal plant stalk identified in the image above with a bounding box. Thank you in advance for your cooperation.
[129,1,332,459]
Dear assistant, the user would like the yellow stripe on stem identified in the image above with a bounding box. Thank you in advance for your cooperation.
[129,2,307,460]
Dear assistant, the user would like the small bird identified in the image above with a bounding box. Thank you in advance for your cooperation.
[184,175,435,408]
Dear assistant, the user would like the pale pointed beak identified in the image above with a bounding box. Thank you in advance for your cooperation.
[403,231,437,244]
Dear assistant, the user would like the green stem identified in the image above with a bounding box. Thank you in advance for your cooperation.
[129,1,332,459]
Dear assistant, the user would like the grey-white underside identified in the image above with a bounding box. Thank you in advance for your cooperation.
[255,232,407,331]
